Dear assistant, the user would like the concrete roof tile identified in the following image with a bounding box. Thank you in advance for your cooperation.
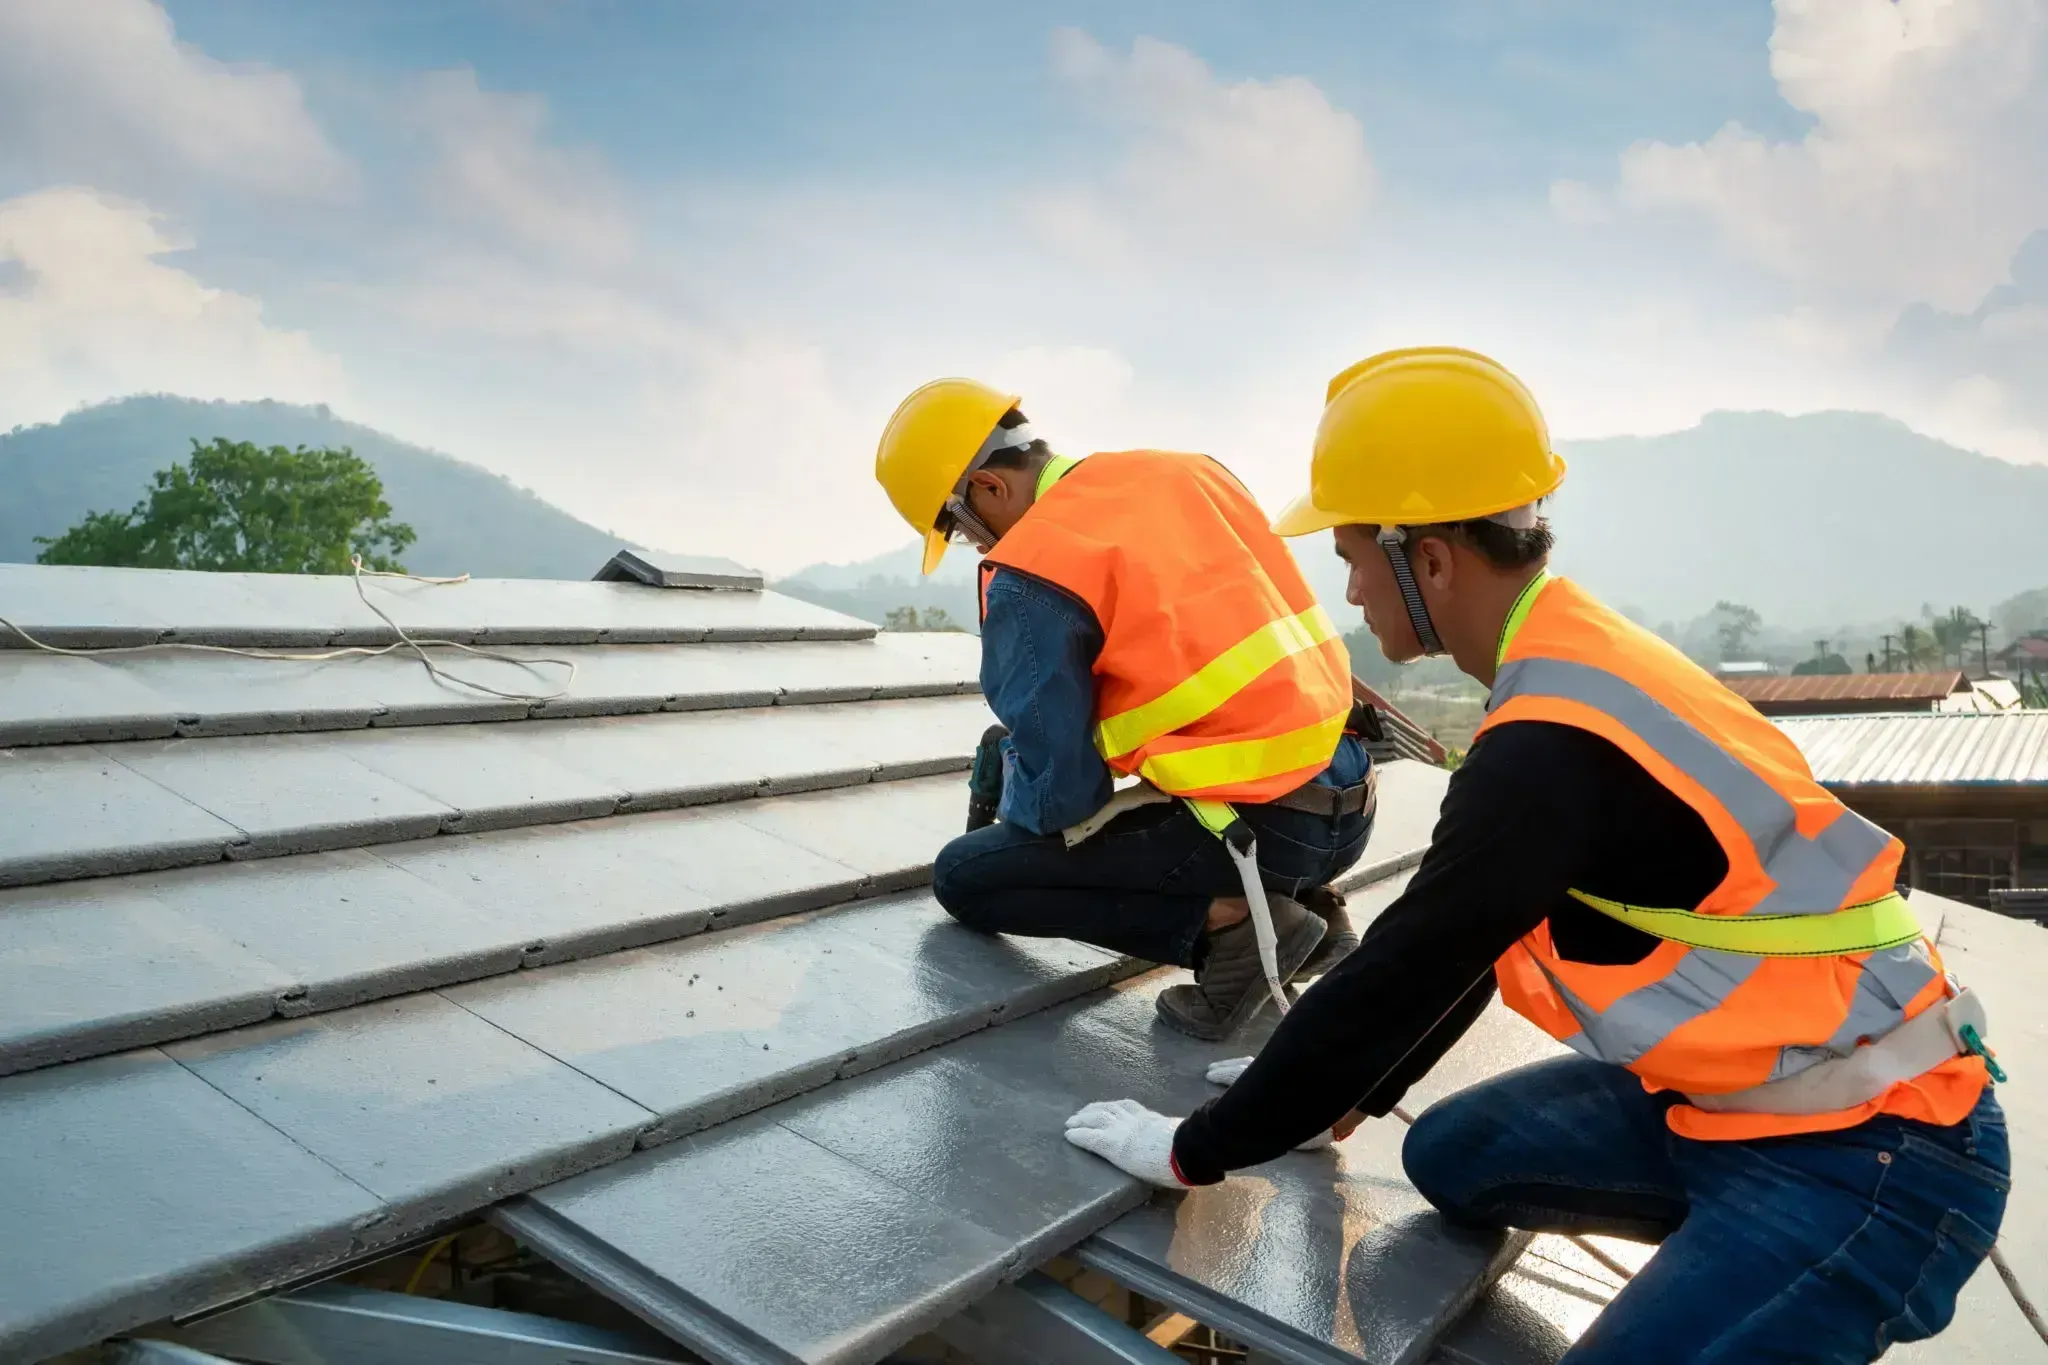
[0,1049,380,1362]
[165,992,655,1234]
[0,745,242,887]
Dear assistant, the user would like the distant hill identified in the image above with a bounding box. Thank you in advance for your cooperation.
[1546,411,2048,625]
[780,411,2048,634]
[0,396,655,580]
[777,542,983,633]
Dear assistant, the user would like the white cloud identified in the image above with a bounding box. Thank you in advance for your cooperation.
[0,0,351,198]
[1041,30,1373,259]
[0,187,344,423]
[408,68,635,266]
[987,345,1138,443]
[1599,0,2048,313]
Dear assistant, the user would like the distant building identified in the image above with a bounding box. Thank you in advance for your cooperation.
[1997,634,2048,674]
[1946,679,2023,713]
[1714,660,1775,679]
[1778,711,2048,909]
[1726,671,1972,717]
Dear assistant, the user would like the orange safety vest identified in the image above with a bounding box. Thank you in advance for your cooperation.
[1481,574,1988,1140]
[979,450,1352,803]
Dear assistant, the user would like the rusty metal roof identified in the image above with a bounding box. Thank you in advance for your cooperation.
[1727,671,1967,708]
[1777,711,2048,786]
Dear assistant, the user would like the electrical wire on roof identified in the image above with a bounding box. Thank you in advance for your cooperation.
[0,556,577,704]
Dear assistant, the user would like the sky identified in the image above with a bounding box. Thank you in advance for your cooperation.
[2,0,2045,574]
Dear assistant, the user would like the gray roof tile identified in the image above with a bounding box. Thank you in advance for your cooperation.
[2,700,990,888]
[113,647,528,737]
[505,1116,1014,1365]
[0,745,243,887]
[0,563,873,649]
[0,1049,380,1362]
[331,724,627,833]
[158,849,527,1015]
[444,897,1130,1144]
[0,634,980,748]
[0,652,181,747]
[0,777,974,1075]
[728,778,965,888]
[0,880,293,1074]
[165,992,655,1235]
[777,1053,1145,1270]
[107,733,456,858]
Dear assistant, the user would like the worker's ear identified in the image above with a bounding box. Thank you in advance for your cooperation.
[1411,532,1458,593]
[965,468,1009,500]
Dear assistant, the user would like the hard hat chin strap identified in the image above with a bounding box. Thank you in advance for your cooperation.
[1377,527,1444,656]
[940,494,999,552]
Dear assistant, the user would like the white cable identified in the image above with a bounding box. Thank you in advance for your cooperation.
[0,556,576,705]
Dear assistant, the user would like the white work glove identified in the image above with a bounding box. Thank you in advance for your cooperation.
[1205,1056,1255,1086]
[1064,1100,1187,1188]
[1203,1056,1356,1150]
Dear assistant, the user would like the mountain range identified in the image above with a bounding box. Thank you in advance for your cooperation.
[1,396,663,581]
[5,398,2045,641]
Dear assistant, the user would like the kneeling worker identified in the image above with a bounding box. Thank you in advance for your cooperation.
[874,378,1378,1040]
[1065,348,2008,1362]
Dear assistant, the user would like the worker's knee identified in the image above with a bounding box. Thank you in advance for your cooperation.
[1401,1099,1497,1225]
[931,835,994,928]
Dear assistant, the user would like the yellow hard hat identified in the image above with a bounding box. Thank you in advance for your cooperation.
[875,378,1020,574]
[1272,347,1566,536]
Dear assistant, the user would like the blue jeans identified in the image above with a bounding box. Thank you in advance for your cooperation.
[931,800,1371,967]
[1402,1056,2009,1363]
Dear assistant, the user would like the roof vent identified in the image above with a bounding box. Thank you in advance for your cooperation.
[593,548,763,592]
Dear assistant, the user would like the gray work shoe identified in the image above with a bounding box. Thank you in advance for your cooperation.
[1156,896,1326,1042]
[1293,885,1359,980]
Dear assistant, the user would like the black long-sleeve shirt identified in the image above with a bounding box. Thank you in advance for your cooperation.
[1172,718,1731,1184]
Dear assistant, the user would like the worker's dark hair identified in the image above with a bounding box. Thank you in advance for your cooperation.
[980,406,1053,472]
[1411,514,1554,570]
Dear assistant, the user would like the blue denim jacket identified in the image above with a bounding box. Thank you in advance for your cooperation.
[981,566,1370,835]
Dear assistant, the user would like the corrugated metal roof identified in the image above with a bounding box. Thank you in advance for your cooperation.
[1777,711,2048,786]
[1728,672,1966,707]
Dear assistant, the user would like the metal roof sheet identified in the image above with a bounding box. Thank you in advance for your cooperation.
[1727,671,1966,707]
[1777,710,2048,786]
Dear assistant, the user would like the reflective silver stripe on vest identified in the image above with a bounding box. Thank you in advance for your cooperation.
[1767,939,1941,1081]
[1535,947,1762,1065]
[1532,931,1936,1079]
[1491,658,1893,917]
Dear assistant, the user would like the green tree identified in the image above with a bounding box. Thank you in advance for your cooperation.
[1929,606,1985,670]
[1896,623,1937,670]
[1792,638,1852,676]
[1710,601,1762,661]
[882,605,963,633]
[35,439,414,574]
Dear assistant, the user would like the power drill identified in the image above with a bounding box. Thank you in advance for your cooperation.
[965,724,1009,832]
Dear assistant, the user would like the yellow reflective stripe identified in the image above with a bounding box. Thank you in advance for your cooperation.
[1035,454,1081,499]
[1096,604,1341,760]
[1135,710,1348,796]
[1566,889,1924,959]
[1184,798,1238,836]
[1495,569,1551,669]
